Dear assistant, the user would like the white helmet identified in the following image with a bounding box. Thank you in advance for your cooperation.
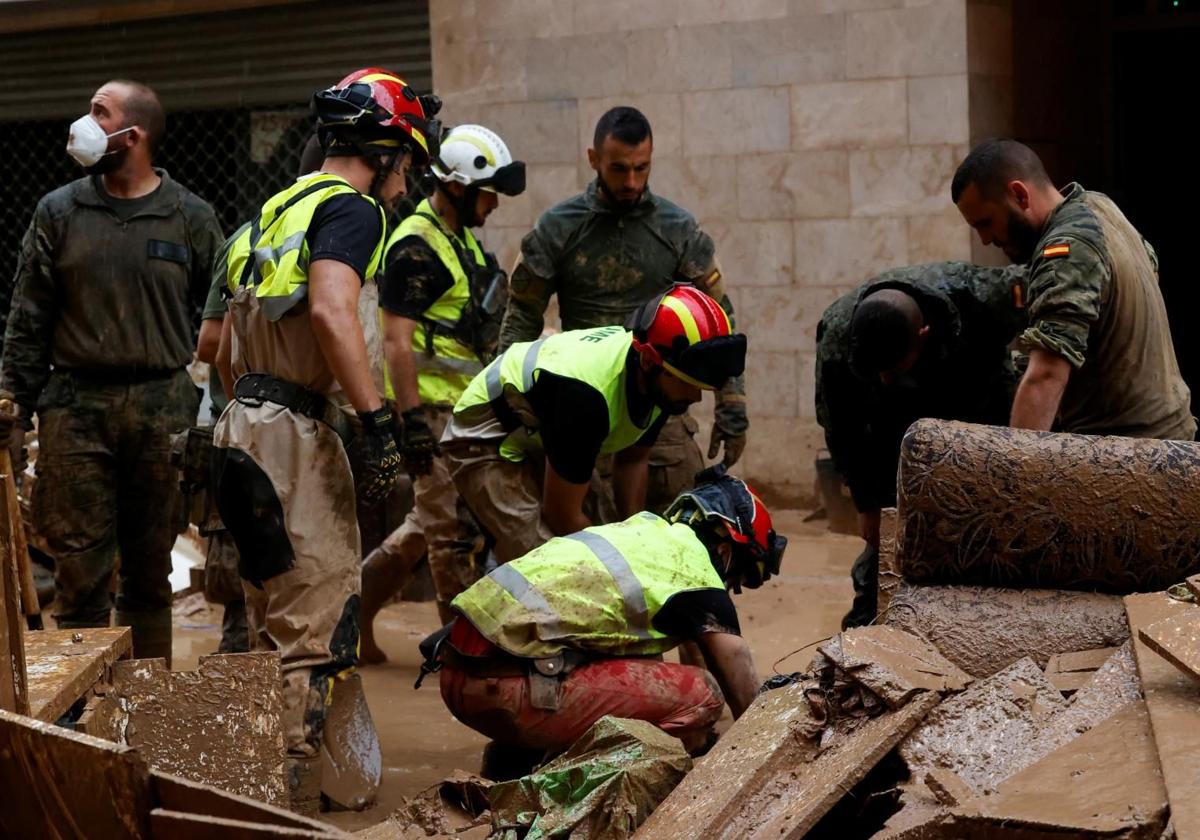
[431,124,525,196]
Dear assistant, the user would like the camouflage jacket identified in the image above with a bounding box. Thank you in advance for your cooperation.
[499,180,747,435]
[1019,183,1193,440]
[815,262,1028,511]
[1,170,223,415]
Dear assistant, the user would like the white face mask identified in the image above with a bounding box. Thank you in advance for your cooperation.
[66,114,134,167]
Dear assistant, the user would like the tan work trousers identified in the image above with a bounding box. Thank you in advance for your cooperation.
[214,402,363,756]
[379,408,479,604]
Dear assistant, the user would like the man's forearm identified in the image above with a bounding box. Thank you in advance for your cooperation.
[699,633,758,719]
[215,313,234,401]
[612,450,650,517]
[382,318,422,412]
[1009,349,1071,431]
[309,263,381,413]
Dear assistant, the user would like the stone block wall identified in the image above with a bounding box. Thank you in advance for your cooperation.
[431,0,998,506]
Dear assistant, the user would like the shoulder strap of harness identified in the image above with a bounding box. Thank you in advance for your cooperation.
[237,180,348,292]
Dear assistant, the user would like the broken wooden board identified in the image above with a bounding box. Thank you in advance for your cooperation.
[0,480,27,714]
[1186,574,1200,601]
[817,625,971,708]
[151,770,340,834]
[952,701,1167,836]
[634,680,823,839]
[1138,604,1200,684]
[25,626,132,722]
[0,707,154,839]
[1044,645,1120,694]
[149,808,345,838]
[110,652,287,806]
[1126,592,1200,839]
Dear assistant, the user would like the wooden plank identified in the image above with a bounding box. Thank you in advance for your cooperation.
[1139,605,1200,683]
[149,809,346,838]
[151,771,337,833]
[1125,593,1200,840]
[0,448,27,714]
[0,707,152,839]
[25,626,133,722]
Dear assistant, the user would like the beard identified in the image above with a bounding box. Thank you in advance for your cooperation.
[85,146,129,177]
[596,176,644,210]
[1003,208,1043,265]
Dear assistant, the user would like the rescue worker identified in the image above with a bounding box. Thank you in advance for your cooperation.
[815,261,1028,628]
[211,68,436,811]
[952,138,1194,439]
[193,134,328,655]
[429,465,785,762]
[442,284,746,565]
[360,124,526,662]
[0,79,222,661]
[499,106,748,514]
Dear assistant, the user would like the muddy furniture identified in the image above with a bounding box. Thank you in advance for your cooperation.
[896,419,1200,591]
[25,627,133,722]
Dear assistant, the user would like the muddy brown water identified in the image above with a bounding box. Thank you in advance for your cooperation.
[171,510,857,833]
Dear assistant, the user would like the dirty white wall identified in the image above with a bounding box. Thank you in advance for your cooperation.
[431,0,1012,505]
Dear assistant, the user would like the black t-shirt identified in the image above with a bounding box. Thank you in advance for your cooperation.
[95,176,164,221]
[527,350,667,484]
[378,235,456,318]
[652,588,741,639]
[306,193,382,283]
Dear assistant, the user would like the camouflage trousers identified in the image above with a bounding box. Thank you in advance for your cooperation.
[33,369,199,627]
[214,401,365,757]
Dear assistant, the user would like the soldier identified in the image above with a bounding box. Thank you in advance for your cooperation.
[426,466,785,763]
[0,80,222,661]
[442,285,746,565]
[499,106,748,513]
[952,138,1194,439]
[360,124,526,662]
[211,69,435,811]
[816,262,1028,627]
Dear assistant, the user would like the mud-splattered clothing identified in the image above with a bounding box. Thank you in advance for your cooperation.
[1,171,218,656]
[815,261,1028,513]
[499,180,747,507]
[1019,183,1194,440]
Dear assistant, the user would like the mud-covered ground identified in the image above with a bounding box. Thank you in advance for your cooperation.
[172,511,857,833]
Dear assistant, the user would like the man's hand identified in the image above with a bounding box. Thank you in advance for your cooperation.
[858,509,881,549]
[1009,347,1071,431]
[399,406,440,477]
[357,406,404,505]
[710,393,748,467]
[707,424,747,468]
[0,392,27,474]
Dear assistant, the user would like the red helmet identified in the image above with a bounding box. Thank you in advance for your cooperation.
[629,284,746,390]
[665,465,786,592]
[312,68,439,165]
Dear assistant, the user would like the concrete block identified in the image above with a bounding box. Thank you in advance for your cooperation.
[577,93,683,157]
[846,2,968,79]
[734,282,842,351]
[797,350,816,419]
[850,145,964,217]
[686,0,790,25]
[791,80,907,150]
[475,0,572,41]
[432,39,529,106]
[742,350,799,418]
[682,87,791,157]
[625,26,734,94]
[907,75,969,145]
[738,419,827,489]
[899,658,1066,794]
[525,35,630,101]
[706,219,793,289]
[728,14,845,87]
[790,0,902,11]
[886,584,1130,678]
[571,0,682,34]
[525,163,581,223]
[109,653,287,806]
[1044,646,1121,694]
[736,150,850,221]
[651,155,739,222]
[817,626,972,708]
[793,218,909,287]
[1126,592,1200,839]
[1139,604,1200,684]
[907,209,973,263]
[450,99,579,165]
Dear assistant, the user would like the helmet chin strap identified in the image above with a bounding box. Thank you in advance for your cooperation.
[436,179,480,229]
[367,148,402,203]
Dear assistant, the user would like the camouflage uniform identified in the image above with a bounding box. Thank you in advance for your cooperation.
[1019,183,1194,440]
[815,262,1028,626]
[499,180,746,514]
[1,171,221,660]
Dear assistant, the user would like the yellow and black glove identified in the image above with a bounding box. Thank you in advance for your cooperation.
[356,406,403,506]
[399,406,441,478]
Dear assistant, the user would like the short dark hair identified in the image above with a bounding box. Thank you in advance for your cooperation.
[592,106,652,151]
[109,79,166,154]
[848,289,922,379]
[951,138,1052,203]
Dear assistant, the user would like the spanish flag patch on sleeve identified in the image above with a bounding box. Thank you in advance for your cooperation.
[1042,242,1071,259]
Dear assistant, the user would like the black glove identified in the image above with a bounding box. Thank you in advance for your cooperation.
[356,406,403,506]
[399,407,441,478]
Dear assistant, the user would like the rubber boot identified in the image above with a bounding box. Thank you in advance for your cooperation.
[116,607,173,666]
[218,599,250,654]
[286,754,323,816]
[360,546,415,665]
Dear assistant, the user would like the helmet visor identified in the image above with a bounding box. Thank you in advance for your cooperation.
[479,161,526,196]
[664,333,746,390]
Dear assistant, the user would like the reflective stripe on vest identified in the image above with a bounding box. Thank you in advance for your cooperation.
[225,174,384,322]
[382,198,486,405]
[453,513,725,659]
[453,327,659,462]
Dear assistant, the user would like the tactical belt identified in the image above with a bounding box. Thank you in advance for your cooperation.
[233,373,352,446]
[59,366,184,385]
